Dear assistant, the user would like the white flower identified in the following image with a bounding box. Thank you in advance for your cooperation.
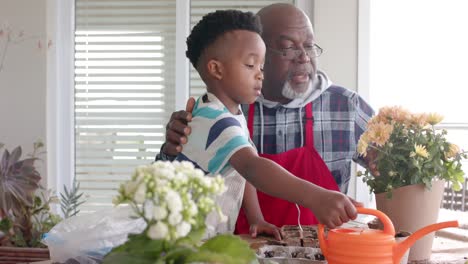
[188,201,198,216]
[153,205,168,220]
[179,161,195,170]
[124,181,139,196]
[176,221,191,238]
[194,169,205,178]
[201,177,212,188]
[174,172,188,183]
[156,167,175,180]
[144,201,154,220]
[166,190,183,213]
[168,212,183,226]
[114,161,227,242]
[155,178,169,187]
[212,176,226,194]
[134,183,147,204]
[147,221,168,240]
[135,165,147,181]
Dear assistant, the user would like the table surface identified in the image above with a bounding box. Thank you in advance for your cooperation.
[31,209,468,264]
[30,237,468,264]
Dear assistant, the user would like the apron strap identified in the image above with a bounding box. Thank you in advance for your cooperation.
[305,102,314,148]
[248,102,314,149]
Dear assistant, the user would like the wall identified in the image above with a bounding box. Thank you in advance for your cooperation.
[312,0,373,205]
[0,0,48,185]
[313,0,359,92]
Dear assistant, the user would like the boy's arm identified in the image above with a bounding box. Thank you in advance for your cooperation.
[230,147,358,229]
[242,182,282,240]
[242,182,264,225]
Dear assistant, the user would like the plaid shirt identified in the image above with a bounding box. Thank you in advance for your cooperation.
[157,85,374,193]
[241,85,374,192]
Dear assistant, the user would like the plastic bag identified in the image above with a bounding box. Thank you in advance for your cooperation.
[42,206,146,264]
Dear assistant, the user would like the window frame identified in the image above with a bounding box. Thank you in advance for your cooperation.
[47,0,76,195]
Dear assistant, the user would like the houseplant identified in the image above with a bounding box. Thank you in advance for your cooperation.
[0,141,58,262]
[103,160,256,264]
[0,141,85,263]
[357,106,466,261]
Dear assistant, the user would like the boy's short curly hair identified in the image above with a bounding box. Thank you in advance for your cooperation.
[186,10,262,68]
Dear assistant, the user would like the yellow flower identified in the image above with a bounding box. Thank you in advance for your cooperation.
[427,113,444,125]
[379,106,411,124]
[358,105,465,196]
[414,144,429,158]
[445,143,460,159]
[410,113,429,128]
[357,133,369,157]
[367,122,393,147]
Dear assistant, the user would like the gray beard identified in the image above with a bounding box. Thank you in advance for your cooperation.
[281,80,312,100]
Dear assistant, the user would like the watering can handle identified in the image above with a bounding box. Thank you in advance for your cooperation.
[317,207,396,256]
[356,207,395,235]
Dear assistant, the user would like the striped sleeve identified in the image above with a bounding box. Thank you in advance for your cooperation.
[205,117,251,175]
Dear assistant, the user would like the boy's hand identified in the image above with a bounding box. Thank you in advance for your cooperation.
[249,219,282,241]
[162,97,195,156]
[313,190,359,229]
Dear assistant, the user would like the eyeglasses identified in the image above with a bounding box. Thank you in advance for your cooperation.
[267,44,323,60]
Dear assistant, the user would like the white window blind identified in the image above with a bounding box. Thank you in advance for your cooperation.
[189,0,295,99]
[75,0,176,212]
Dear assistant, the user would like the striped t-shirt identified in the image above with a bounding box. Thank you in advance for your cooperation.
[176,92,255,176]
[175,92,255,235]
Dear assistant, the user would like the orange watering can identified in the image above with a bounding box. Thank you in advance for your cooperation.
[318,207,458,264]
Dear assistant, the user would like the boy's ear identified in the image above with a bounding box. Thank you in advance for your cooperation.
[207,59,223,80]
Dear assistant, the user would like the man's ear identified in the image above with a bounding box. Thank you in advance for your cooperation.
[207,59,223,80]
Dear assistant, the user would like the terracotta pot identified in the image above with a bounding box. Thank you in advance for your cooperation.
[0,246,50,264]
[375,180,445,262]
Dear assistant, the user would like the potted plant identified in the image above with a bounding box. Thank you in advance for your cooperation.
[0,141,85,263]
[357,106,466,262]
[103,161,256,264]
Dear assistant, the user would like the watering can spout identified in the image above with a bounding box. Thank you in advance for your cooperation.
[393,220,459,263]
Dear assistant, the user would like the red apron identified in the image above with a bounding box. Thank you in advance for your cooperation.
[235,102,340,233]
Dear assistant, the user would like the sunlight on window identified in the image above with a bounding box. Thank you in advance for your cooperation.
[369,0,468,123]
[370,0,468,169]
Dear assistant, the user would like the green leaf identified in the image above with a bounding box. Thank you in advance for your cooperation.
[175,227,205,247]
[186,234,256,264]
[106,233,166,259]
[102,252,154,264]
[0,218,12,232]
[162,246,195,263]
[60,178,86,218]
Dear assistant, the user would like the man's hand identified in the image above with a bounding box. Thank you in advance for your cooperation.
[249,219,282,241]
[162,97,195,156]
[364,148,380,176]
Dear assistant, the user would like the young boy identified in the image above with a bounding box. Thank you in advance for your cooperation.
[176,10,358,237]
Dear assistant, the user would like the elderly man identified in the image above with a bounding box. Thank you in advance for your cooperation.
[157,3,374,234]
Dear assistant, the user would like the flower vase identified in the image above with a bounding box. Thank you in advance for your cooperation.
[375,180,445,262]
